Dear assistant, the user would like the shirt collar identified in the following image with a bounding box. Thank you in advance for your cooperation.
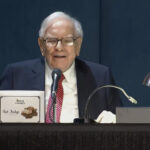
[63,61,76,83]
[45,60,76,83]
[45,60,52,80]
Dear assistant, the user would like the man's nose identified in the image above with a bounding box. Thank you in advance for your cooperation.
[56,40,63,51]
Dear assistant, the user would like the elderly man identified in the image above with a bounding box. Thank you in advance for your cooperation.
[0,11,122,123]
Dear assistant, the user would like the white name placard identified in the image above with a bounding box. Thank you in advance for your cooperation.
[0,91,45,123]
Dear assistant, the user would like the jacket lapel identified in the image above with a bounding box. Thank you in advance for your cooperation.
[75,58,97,118]
[30,58,45,91]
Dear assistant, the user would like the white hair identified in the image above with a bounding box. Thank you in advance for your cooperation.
[39,11,83,38]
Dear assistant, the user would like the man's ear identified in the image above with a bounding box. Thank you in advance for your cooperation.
[75,37,82,56]
[38,37,45,56]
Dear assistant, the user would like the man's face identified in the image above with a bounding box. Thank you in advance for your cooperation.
[38,18,82,72]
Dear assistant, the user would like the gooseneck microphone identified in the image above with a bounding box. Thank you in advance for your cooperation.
[84,84,137,119]
[50,68,62,123]
[74,84,137,123]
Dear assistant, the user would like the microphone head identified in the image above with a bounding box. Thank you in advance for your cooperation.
[143,72,150,87]
[51,68,62,93]
[52,68,62,80]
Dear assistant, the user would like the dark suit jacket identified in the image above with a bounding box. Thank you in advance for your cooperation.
[0,58,122,119]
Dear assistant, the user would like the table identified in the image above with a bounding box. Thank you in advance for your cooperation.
[0,123,150,150]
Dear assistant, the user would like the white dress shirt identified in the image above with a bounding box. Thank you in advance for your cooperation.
[45,61,79,123]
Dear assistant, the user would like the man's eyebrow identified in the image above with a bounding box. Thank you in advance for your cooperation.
[45,35,74,39]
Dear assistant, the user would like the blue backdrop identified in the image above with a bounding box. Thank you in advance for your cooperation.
[0,0,150,106]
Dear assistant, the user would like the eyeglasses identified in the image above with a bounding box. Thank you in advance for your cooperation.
[43,37,79,47]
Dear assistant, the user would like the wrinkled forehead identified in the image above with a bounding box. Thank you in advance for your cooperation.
[44,17,75,37]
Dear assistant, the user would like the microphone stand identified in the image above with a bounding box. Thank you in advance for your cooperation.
[52,91,57,123]
[50,68,62,123]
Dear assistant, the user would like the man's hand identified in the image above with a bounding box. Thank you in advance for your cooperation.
[95,110,116,123]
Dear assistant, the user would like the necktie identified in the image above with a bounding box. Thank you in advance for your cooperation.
[46,74,65,123]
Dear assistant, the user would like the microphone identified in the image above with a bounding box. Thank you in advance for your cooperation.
[50,68,62,123]
[74,84,137,123]
[143,72,150,87]
[51,69,62,99]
